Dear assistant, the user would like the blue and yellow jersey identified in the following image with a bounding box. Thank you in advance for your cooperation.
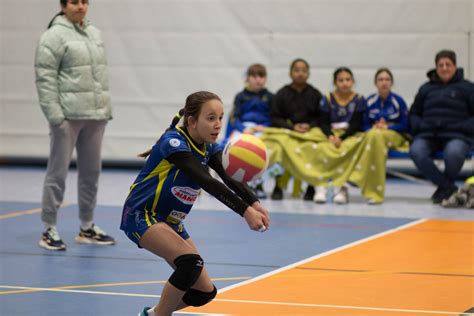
[120,127,222,240]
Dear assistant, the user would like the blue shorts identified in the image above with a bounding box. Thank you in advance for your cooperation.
[120,206,190,248]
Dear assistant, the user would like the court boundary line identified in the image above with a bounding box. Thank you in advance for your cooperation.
[0,276,250,295]
[181,297,473,315]
[0,202,70,220]
[0,208,42,219]
[217,218,427,294]
[1,285,471,315]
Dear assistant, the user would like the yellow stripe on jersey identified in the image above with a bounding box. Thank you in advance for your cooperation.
[332,91,357,107]
[176,126,206,157]
[129,158,176,193]
[173,169,180,182]
[144,204,152,227]
[151,159,172,216]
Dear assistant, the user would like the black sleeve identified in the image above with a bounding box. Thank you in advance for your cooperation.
[340,111,363,140]
[318,110,333,137]
[167,152,249,216]
[270,90,293,129]
[207,151,259,206]
[309,91,323,128]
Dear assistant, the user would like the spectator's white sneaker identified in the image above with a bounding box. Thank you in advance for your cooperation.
[367,198,381,205]
[333,186,349,204]
[314,186,327,203]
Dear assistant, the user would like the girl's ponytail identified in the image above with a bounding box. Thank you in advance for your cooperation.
[138,91,221,159]
[138,109,185,158]
[167,108,185,131]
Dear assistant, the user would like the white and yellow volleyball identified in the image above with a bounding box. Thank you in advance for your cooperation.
[222,134,269,182]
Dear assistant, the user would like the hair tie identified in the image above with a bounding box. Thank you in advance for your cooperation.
[176,113,182,119]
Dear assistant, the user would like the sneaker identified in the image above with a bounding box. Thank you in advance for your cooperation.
[430,186,444,203]
[314,186,327,203]
[271,186,283,200]
[138,307,151,316]
[254,184,267,199]
[333,186,349,204]
[75,224,116,245]
[39,227,66,251]
[303,185,315,201]
[367,198,382,205]
[432,185,457,204]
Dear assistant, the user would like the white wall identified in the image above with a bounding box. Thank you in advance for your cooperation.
[1,0,473,161]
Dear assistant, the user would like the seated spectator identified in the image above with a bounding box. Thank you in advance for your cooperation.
[364,68,409,134]
[223,64,273,198]
[409,49,474,204]
[270,58,323,200]
[318,67,366,204]
[224,64,273,141]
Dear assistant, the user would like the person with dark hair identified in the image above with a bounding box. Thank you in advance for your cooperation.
[409,49,474,204]
[363,68,409,133]
[270,58,323,200]
[121,91,270,316]
[224,64,273,141]
[223,64,273,198]
[35,0,114,250]
[317,67,366,204]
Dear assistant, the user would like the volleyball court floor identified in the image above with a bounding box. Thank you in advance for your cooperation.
[1,166,473,315]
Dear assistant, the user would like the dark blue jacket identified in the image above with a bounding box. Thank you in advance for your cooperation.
[363,92,409,133]
[224,87,273,139]
[409,68,474,145]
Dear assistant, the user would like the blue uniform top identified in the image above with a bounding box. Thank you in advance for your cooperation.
[224,88,273,140]
[320,92,366,125]
[363,92,409,132]
[120,127,221,236]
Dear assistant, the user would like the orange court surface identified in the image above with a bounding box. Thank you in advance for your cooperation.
[183,219,473,316]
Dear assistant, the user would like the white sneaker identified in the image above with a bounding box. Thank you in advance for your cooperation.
[333,186,349,204]
[367,198,381,205]
[314,186,327,203]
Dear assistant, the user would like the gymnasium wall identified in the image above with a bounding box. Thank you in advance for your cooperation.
[1,0,473,162]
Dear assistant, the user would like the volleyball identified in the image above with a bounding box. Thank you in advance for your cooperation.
[222,134,269,182]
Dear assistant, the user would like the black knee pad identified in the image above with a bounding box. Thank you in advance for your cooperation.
[182,285,217,307]
[168,254,204,291]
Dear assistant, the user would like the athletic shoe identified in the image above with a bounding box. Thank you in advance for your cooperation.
[254,184,267,199]
[314,186,327,203]
[271,186,283,200]
[39,227,66,251]
[138,307,151,316]
[303,185,315,201]
[432,185,457,204]
[367,198,382,205]
[75,224,116,245]
[430,186,444,203]
[333,186,349,204]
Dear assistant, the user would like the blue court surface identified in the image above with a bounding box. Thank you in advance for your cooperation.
[0,167,472,315]
[0,202,412,315]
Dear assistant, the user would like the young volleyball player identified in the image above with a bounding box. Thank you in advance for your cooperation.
[120,91,270,316]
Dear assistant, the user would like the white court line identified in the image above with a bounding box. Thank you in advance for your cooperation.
[3,219,470,315]
[1,282,471,315]
[217,218,427,294]
[196,298,472,315]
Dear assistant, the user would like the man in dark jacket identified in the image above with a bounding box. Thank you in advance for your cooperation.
[409,50,474,204]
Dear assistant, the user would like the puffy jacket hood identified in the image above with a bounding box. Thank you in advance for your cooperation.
[51,14,91,31]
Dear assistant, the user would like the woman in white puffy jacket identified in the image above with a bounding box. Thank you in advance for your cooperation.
[35,0,114,251]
